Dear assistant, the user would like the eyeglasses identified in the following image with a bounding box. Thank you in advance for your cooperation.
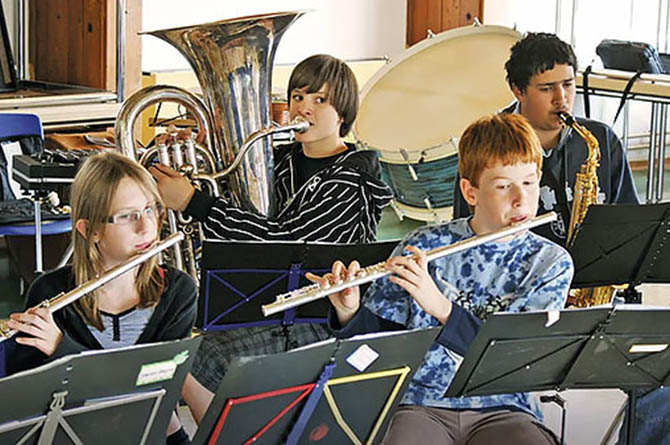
[106,203,163,225]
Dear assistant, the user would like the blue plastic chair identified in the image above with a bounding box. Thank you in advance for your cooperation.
[0,113,72,273]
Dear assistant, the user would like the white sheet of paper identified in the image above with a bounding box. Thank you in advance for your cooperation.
[346,344,379,372]
[1,141,26,199]
[545,310,560,327]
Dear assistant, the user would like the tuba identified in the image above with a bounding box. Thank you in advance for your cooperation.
[115,12,307,280]
[559,112,615,307]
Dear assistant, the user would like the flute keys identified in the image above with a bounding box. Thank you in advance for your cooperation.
[0,319,11,337]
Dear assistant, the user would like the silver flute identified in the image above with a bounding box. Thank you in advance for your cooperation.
[261,212,557,316]
[0,232,184,343]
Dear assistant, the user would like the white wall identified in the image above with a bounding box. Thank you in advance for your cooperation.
[141,0,407,71]
[484,0,559,36]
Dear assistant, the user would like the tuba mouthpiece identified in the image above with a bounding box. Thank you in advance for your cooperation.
[290,117,310,134]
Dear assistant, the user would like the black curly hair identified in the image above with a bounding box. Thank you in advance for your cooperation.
[505,32,578,92]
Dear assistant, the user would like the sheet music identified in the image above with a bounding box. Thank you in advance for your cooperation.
[1,141,26,199]
[0,339,193,382]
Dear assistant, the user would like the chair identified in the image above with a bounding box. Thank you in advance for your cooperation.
[0,113,71,284]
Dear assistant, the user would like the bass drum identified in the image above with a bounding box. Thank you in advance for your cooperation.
[355,24,522,222]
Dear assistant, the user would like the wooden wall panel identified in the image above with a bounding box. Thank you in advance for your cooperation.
[27,0,139,96]
[407,0,428,48]
[427,0,443,35]
[407,0,483,47]
[30,0,107,89]
[459,0,481,26]
[123,0,142,98]
[442,0,460,31]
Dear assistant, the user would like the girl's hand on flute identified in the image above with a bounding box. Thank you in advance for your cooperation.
[8,307,63,356]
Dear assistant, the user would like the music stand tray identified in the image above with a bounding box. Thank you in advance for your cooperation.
[445,306,670,444]
[193,327,440,445]
[0,336,201,445]
[198,240,396,330]
[569,203,670,288]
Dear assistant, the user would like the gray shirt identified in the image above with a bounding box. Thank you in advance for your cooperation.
[89,306,155,348]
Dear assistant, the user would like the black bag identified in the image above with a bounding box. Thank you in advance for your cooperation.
[0,135,43,200]
[585,39,670,125]
[596,39,669,74]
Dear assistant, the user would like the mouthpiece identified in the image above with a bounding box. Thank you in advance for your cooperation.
[557,111,575,127]
[290,117,310,133]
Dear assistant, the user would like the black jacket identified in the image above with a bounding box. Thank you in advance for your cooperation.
[186,141,393,243]
[453,107,639,245]
[8,265,197,374]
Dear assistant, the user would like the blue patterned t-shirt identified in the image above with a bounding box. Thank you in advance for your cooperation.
[363,217,574,417]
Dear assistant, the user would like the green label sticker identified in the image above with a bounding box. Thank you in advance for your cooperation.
[136,350,190,386]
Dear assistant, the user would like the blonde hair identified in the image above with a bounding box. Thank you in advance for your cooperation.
[458,114,543,187]
[70,152,166,330]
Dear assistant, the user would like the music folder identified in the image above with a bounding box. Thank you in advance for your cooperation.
[0,336,201,445]
[568,203,670,289]
[197,239,397,330]
[445,305,670,444]
[193,327,440,445]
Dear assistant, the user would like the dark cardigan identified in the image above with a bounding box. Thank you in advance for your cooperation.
[8,265,197,375]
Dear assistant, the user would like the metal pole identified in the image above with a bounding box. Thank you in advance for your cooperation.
[33,199,42,273]
[16,0,25,79]
[569,0,577,48]
[623,101,630,150]
[116,0,125,102]
[657,0,664,50]
[647,103,659,203]
[657,104,668,201]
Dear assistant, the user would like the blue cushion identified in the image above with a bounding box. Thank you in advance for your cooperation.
[0,218,71,236]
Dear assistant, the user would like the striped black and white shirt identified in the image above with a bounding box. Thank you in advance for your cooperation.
[185,142,393,243]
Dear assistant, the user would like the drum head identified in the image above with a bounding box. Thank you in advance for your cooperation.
[355,25,521,162]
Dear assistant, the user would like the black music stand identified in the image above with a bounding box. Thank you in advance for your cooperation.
[197,240,397,330]
[445,306,670,445]
[0,337,201,444]
[568,203,670,301]
[193,327,440,445]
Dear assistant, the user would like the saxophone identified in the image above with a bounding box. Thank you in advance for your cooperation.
[559,112,615,307]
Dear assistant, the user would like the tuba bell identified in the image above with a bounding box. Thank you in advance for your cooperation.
[114,12,307,280]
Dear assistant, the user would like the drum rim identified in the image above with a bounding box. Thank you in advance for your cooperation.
[357,24,522,104]
[366,139,460,163]
[354,23,522,154]
[393,201,454,223]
